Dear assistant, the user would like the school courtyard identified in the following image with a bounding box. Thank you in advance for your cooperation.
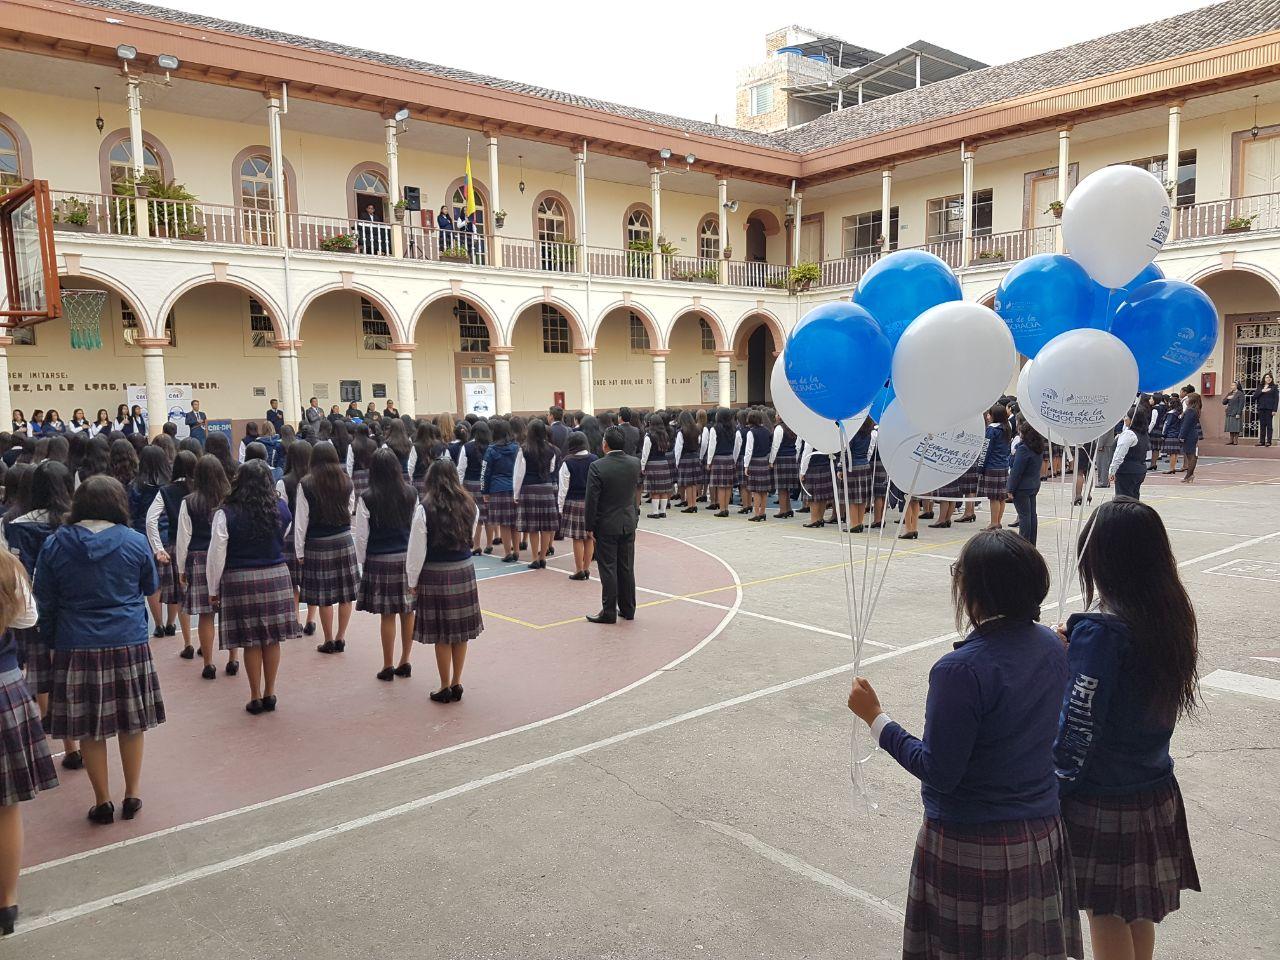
[9,457,1279,958]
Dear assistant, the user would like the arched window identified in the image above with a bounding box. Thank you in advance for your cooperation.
[353,170,389,222]
[456,300,490,353]
[449,186,486,229]
[0,124,22,193]
[537,197,569,242]
[698,217,720,261]
[541,305,571,354]
[699,318,716,352]
[239,155,275,244]
[354,171,388,196]
[109,139,163,186]
[122,302,175,347]
[625,208,652,246]
[629,312,651,353]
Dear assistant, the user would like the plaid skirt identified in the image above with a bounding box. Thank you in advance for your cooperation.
[773,453,800,492]
[487,489,517,527]
[979,467,1010,500]
[1158,435,1182,456]
[560,498,589,541]
[412,560,484,645]
[351,468,370,504]
[842,462,872,502]
[676,455,706,488]
[746,458,773,493]
[218,563,300,650]
[872,460,889,498]
[357,551,414,615]
[412,475,428,495]
[940,463,982,499]
[184,549,215,616]
[644,456,675,499]
[47,643,166,741]
[301,532,360,606]
[15,626,51,696]
[285,544,302,590]
[904,816,1083,960]
[1061,777,1200,924]
[803,461,835,501]
[0,668,57,806]
[158,553,182,605]
[709,454,737,488]
[518,484,560,532]
[463,479,487,526]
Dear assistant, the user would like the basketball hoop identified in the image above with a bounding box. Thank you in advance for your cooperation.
[62,289,108,350]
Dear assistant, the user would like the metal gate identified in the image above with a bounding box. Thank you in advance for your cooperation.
[1233,317,1280,438]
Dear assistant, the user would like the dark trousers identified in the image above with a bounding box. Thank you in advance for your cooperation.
[1114,470,1145,500]
[1260,412,1275,445]
[594,531,636,619]
[1012,492,1038,546]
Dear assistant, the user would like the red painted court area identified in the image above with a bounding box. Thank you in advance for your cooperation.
[22,530,734,867]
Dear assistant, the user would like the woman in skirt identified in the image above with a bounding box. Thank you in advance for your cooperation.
[1008,420,1045,546]
[798,441,834,529]
[0,550,57,934]
[407,460,483,704]
[0,461,80,770]
[295,442,358,655]
[355,448,417,681]
[513,419,560,569]
[457,419,491,555]
[841,419,874,532]
[145,449,195,656]
[734,409,751,514]
[206,460,299,714]
[277,439,317,636]
[1159,403,1183,475]
[705,409,742,518]
[639,414,674,519]
[177,455,237,679]
[979,403,1012,530]
[740,409,774,523]
[868,426,889,529]
[482,419,521,563]
[407,420,444,495]
[557,432,598,581]
[770,416,799,520]
[673,411,704,514]
[849,530,1082,960]
[36,476,166,825]
[346,424,376,502]
[1056,499,1200,960]
[382,418,414,479]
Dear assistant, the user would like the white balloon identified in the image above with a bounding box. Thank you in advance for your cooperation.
[1015,361,1055,440]
[891,301,1017,433]
[770,354,867,454]
[1025,329,1139,446]
[1062,165,1170,289]
[876,400,986,497]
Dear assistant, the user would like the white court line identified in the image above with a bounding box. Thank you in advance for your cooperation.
[1201,669,1280,702]
[701,820,904,922]
[17,526,1280,937]
[1163,527,1253,538]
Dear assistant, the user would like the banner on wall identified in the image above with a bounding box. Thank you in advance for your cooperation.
[700,370,737,405]
[127,384,193,437]
[464,382,496,417]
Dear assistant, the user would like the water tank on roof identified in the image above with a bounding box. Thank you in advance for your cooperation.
[776,46,805,56]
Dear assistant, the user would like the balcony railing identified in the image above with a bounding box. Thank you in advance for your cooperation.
[50,190,135,237]
[727,260,790,288]
[504,237,577,273]
[971,225,1058,264]
[663,255,720,284]
[1175,193,1280,240]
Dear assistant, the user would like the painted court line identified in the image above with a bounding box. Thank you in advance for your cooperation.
[1201,669,1280,702]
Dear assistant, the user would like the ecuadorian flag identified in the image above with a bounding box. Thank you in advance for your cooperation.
[464,146,477,218]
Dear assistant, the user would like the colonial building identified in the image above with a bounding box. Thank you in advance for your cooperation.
[2,0,1280,442]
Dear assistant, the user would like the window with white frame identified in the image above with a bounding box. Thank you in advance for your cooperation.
[748,83,774,117]
[361,298,392,351]
[536,196,569,242]
[0,124,23,193]
[109,138,163,186]
[122,302,175,347]
[841,207,900,257]
[541,305,571,354]
[249,297,275,348]
[926,189,993,242]
[625,208,652,246]
[354,170,388,196]
[1126,150,1197,206]
[456,300,490,353]
[629,312,651,353]
[698,217,720,260]
[699,317,716,352]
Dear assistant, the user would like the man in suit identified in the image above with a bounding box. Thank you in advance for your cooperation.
[584,426,641,625]
[302,397,324,439]
[266,398,285,433]
[617,406,641,456]
[184,399,207,443]
[548,406,570,450]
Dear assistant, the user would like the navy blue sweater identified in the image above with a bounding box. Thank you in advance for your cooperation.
[1054,613,1176,797]
[482,441,519,494]
[980,424,1012,471]
[879,618,1069,823]
[1006,444,1042,494]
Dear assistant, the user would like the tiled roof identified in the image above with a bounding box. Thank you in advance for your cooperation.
[69,0,1280,156]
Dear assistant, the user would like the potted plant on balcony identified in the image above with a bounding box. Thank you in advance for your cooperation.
[319,232,357,253]
[53,196,92,232]
[493,210,507,229]
[765,276,788,289]
[440,244,473,263]
[113,174,203,238]
[975,249,1005,262]
[788,261,820,293]
[1224,213,1258,234]
[722,244,734,260]
[1044,200,1065,219]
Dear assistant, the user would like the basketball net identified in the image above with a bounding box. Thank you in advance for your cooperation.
[61,289,107,350]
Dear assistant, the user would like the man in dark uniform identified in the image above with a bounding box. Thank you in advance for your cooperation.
[548,406,570,450]
[617,406,641,456]
[584,426,641,624]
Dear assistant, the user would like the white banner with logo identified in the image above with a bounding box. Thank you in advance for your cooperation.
[464,382,496,417]
[127,384,194,437]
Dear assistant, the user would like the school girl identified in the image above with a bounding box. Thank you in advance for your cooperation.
[176,455,238,679]
[1160,402,1183,474]
[848,529,1081,960]
[145,449,196,657]
[457,419,491,555]
[481,420,520,563]
[446,422,469,468]
[841,419,874,532]
[383,418,414,479]
[706,409,742,518]
[513,419,560,568]
[296,442,359,655]
[769,416,799,519]
[74,436,107,488]
[1179,393,1202,483]
[733,409,752,514]
[639,414,674,519]
[672,411,704,514]
[347,424,376,502]
[236,421,260,464]
[0,547,54,934]
[408,421,443,495]
[1057,499,1201,960]
[127,446,172,638]
[798,440,834,529]
[979,403,1012,530]
[407,460,484,704]
[110,438,138,489]
[868,425,889,529]
[277,440,317,636]
[206,460,299,714]
[354,448,417,681]
[1008,419,1045,545]
[738,409,773,522]
[557,432,597,581]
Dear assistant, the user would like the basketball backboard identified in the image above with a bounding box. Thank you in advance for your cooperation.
[1,179,62,324]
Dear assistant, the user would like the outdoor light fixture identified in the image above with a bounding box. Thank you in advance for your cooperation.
[518,155,526,194]
[156,53,180,70]
[94,85,104,134]
[115,44,137,61]
[723,199,739,213]
[1251,95,1261,139]
[393,107,410,123]
[659,148,672,160]
[684,153,696,166]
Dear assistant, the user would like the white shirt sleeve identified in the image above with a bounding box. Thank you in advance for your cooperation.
[557,461,570,513]
[406,447,418,480]
[237,440,247,465]
[11,574,38,630]
[145,493,166,555]
[673,432,684,467]
[868,428,879,460]
[275,479,287,500]
[512,449,526,500]
[742,432,755,466]
[175,501,192,572]
[799,441,813,476]
[640,435,652,471]
[353,498,370,568]
[405,503,428,586]
[457,446,468,481]
[1109,429,1136,476]
[294,489,310,558]
[768,425,783,464]
[700,427,709,461]
[732,431,743,464]
[205,508,230,597]
[345,446,354,475]
[705,431,716,468]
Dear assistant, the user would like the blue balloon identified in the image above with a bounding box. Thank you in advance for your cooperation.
[993,254,1096,359]
[785,302,892,421]
[869,381,895,422]
[854,250,962,350]
[1093,261,1165,330]
[1110,279,1218,393]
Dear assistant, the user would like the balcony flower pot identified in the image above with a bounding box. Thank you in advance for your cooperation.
[493,211,507,229]
[1045,201,1064,219]
[787,261,820,294]
[440,246,473,263]
[179,227,207,241]
[1223,216,1257,234]
[319,233,358,253]
[722,246,734,260]
[1223,225,1253,234]
[975,251,1005,262]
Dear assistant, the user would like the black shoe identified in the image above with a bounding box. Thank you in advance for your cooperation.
[61,750,84,770]
[87,801,115,824]
[956,515,977,524]
[569,570,589,581]
[620,613,635,621]
[502,553,518,563]
[483,546,494,555]
[0,904,16,936]
[472,549,482,557]
[225,660,239,676]
[803,519,825,528]
[519,540,528,550]
[152,625,165,639]
[681,506,698,513]
[164,623,176,637]
[917,511,935,521]
[394,663,412,678]
[928,520,952,529]
[261,694,277,712]
[122,797,142,821]
[850,524,865,533]
[450,684,464,701]
[246,699,264,715]
[714,510,729,517]
[201,664,217,680]
[748,515,765,522]
[179,645,195,660]
[334,639,346,653]
[429,687,455,703]
[316,640,336,654]
[492,537,502,545]
[528,560,542,569]
[546,546,555,557]
[898,531,919,540]
[586,612,617,625]
[737,507,751,515]
[647,513,662,519]
[377,667,395,682]
[775,511,794,519]
[869,521,884,529]
[697,495,708,503]
[1010,519,1020,527]
[303,622,317,636]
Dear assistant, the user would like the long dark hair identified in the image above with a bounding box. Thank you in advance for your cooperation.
[29,461,72,519]
[522,418,554,475]
[169,449,197,489]
[188,454,231,523]
[988,402,1012,442]
[490,419,512,445]
[68,475,130,526]
[383,418,412,460]
[951,528,1049,630]
[332,419,352,462]
[303,441,354,527]
[205,432,236,480]
[351,423,375,470]
[134,444,171,490]
[365,447,417,530]
[678,410,700,449]
[422,458,474,549]
[78,437,110,485]
[222,459,280,543]
[109,438,139,486]
[283,438,312,504]
[645,413,670,454]
[414,421,443,464]
[1077,498,1198,722]
[714,407,736,444]
[467,419,491,456]
[578,415,604,457]
[1017,418,1046,456]
[1,463,32,522]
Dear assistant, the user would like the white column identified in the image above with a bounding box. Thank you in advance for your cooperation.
[791,193,804,265]
[392,343,416,417]
[494,347,513,415]
[1167,103,1183,241]
[1056,128,1071,253]
[139,340,167,438]
[960,145,975,267]
[716,351,733,406]
[576,348,594,413]
[0,337,12,429]
[276,343,299,424]
[267,93,288,247]
[575,146,588,275]
[126,75,149,238]
[651,350,668,409]
[717,178,729,284]
[290,346,303,422]
[881,169,893,252]
[385,117,404,259]
[650,165,663,280]
[487,135,504,268]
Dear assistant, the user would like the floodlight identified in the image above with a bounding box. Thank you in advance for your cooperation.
[684,153,696,165]
[394,107,411,123]
[156,53,180,70]
[116,44,137,61]
[724,199,739,213]
[659,148,672,160]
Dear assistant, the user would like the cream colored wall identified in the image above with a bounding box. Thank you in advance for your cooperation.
[590,311,742,410]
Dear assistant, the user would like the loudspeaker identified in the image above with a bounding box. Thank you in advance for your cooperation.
[402,186,421,211]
